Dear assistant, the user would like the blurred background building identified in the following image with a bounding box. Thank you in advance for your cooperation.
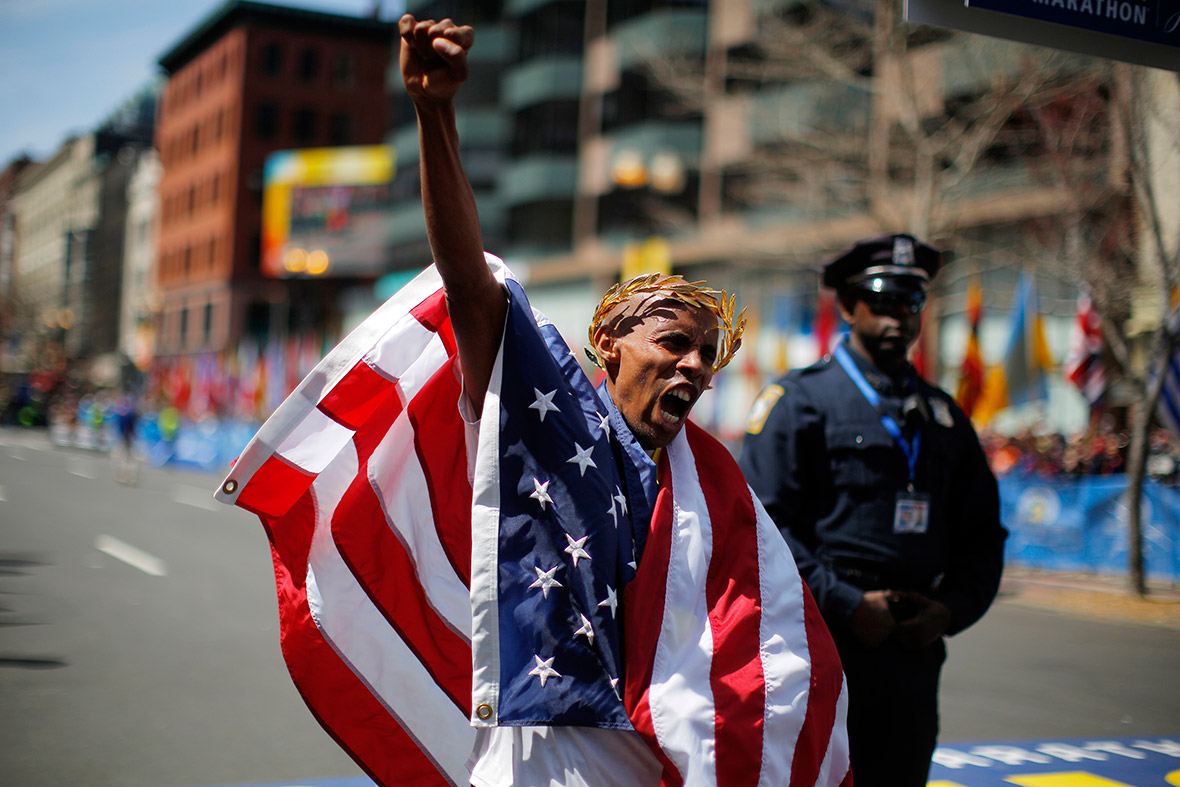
[153,1,396,365]
[389,0,1135,442]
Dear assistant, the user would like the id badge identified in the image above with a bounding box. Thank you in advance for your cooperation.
[893,490,930,534]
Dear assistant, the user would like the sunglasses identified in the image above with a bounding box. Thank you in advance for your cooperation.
[855,289,926,315]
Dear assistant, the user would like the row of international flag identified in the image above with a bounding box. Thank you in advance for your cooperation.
[955,271,1060,424]
[954,270,1180,438]
[141,274,1180,440]
[143,333,327,421]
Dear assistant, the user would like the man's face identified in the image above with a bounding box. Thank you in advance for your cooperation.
[596,296,719,450]
[841,287,924,364]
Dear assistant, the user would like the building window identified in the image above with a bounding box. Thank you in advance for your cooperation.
[179,307,189,346]
[330,53,356,87]
[329,113,352,145]
[251,232,262,271]
[184,245,192,274]
[261,42,283,76]
[512,101,580,156]
[256,102,279,140]
[203,302,214,343]
[297,48,320,82]
[293,108,317,144]
[518,1,586,60]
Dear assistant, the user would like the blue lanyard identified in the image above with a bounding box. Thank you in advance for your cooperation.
[833,342,921,483]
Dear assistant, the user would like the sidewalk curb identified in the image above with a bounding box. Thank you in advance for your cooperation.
[998,569,1180,631]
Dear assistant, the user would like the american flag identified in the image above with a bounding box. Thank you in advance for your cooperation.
[1063,291,1106,405]
[215,256,850,786]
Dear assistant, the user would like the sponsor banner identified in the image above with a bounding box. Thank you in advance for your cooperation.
[930,736,1180,785]
[1000,475,1180,582]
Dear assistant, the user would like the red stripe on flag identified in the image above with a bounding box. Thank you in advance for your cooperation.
[789,581,844,787]
[411,289,457,356]
[407,358,473,587]
[624,454,684,787]
[319,359,397,430]
[689,422,766,787]
[237,453,316,519]
[331,385,472,715]
[262,496,451,787]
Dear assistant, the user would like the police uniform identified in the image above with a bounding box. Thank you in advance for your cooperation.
[740,235,1007,787]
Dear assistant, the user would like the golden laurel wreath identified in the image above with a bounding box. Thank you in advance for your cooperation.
[585,273,746,372]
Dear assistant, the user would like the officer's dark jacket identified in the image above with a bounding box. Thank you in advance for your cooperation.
[740,347,1007,636]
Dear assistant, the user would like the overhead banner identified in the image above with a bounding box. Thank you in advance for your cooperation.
[905,0,1180,71]
[966,0,1180,48]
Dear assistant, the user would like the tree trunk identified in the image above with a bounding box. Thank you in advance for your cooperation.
[1124,399,1149,597]
[1125,328,1174,597]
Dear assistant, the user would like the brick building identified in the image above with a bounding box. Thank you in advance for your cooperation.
[154,1,395,358]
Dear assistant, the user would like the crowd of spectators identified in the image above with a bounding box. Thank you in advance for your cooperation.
[981,421,1180,483]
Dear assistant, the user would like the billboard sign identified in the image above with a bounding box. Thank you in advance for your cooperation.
[262,145,396,278]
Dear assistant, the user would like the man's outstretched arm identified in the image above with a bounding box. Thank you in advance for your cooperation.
[400,14,507,410]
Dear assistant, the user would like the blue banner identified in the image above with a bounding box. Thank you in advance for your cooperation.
[1000,475,1180,581]
[967,0,1180,49]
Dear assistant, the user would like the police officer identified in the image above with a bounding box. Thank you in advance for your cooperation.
[740,234,1007,787]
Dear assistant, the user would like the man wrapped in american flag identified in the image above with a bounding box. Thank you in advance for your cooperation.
[215,14,850,787]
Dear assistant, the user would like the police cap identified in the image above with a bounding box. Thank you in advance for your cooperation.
[822,234,941,295]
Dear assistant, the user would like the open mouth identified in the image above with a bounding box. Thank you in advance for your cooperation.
[659,388,693,425]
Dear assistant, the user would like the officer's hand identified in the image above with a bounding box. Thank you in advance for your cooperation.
[399,14,474,104]
[891,591,952,649]
[850,590,895,647]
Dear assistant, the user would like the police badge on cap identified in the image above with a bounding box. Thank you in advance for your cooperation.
[821,233,942,293]
[892,236,915,267]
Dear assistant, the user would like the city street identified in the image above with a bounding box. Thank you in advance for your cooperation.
[1,425,1177,786]
[0,427,363,787]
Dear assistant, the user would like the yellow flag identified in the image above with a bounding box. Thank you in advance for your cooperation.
[621,237,671,281]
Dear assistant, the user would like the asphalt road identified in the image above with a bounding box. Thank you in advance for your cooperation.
[1,425,1176,786]
[941,595,1179,743]
[0,428,364,787]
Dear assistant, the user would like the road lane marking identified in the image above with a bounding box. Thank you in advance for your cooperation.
[68,460,97,478]
[94,535,167,577]
[171,484,221,511]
